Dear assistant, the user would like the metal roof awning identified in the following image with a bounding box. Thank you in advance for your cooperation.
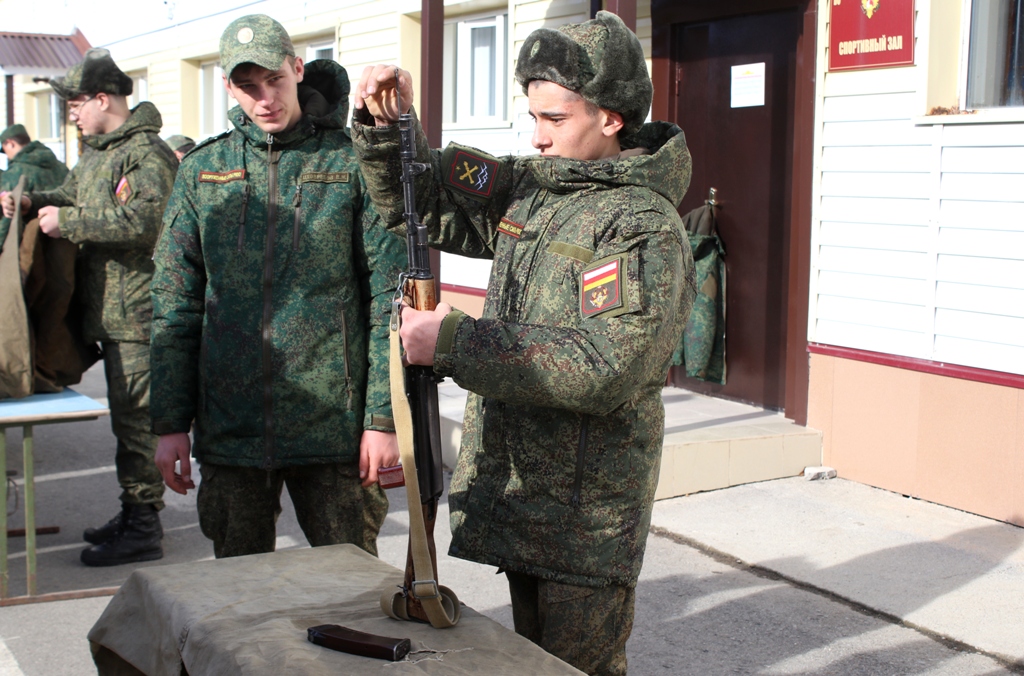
[0,29,91,76]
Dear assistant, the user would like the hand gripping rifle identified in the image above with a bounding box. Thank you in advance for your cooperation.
[378,70,461,628]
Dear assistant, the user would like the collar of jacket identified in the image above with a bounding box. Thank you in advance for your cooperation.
[522,120,692,209]
[10,140,58,168]
[85,101,163,151]
[227,59,352,149]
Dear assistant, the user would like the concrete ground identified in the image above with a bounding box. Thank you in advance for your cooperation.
[1,366,1022,674]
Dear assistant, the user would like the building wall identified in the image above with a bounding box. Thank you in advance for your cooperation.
[807,0,1024,524]
[809,353,1024,526]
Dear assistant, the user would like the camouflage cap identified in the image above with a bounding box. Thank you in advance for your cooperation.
[515,11,652,137]
[165,135,195,151]
[220,14,295,80]
[0,124,28,145]
[50,48,133,100]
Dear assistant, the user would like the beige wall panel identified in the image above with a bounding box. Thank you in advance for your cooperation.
[180,60,200,138]
[1016,395,1024,525]
[513,0,587,24]
[14,78,28,134]
[341,28,398,54]
[807,353,836,464]
[829,358,921,495]
[916,377,1021,523]
[813,355,1024,526]
[442,290,485,319]
[822,67,918,98]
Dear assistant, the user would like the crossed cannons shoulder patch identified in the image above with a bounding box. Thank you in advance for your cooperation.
[442,144,499,201]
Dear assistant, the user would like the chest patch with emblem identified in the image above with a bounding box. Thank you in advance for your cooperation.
[497,217,523,239]
[199,169,246,184]
[445,150,498,199]
[115,176,132,205]
[581,256,624,317]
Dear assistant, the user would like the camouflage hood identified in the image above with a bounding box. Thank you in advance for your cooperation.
[228,59,351,147]
[85,101,163,151]
[522,121,691,208]
[9,141,65,174]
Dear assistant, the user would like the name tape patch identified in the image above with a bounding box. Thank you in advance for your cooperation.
[300,171,350,184]
[445,150,498,199]
[115,176,132,205]
[199,169,246,184]
[497,218,523,239]
[581,257,624,317]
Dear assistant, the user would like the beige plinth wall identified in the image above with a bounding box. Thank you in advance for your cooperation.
[808,353,1024,527]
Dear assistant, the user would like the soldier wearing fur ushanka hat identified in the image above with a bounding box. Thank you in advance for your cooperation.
[353,10,695,676]
[515,11,653,139]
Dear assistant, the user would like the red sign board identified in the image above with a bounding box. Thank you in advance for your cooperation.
[829,0,915,71]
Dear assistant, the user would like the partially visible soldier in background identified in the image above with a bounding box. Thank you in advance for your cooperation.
[164,134,195,162]
[0,123,68,252]
[1,48,178,567]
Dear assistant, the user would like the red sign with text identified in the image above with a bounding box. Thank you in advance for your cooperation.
[829,0,915,71]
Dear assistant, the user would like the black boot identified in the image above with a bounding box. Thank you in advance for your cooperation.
[83,506,127,545]
[80,504,163,567]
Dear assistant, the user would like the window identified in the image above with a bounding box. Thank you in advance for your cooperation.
[127,72,148,109]
[965,0,1024,107]
[443,13,508,125]
[306,41,336,63]
[200,61,231,138]
[35,92,62,140]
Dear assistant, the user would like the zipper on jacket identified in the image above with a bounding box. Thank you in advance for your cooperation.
[236,184,250,253]
[292,182,303,251]
[571,417,588,507]
[261,133,280,470]
[119,268,126,317]
[339,308,353,410]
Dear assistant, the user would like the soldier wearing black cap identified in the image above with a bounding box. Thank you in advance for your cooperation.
[353,12,695,675]
[2,48,179,567]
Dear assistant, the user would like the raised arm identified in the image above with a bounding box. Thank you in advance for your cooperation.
[351,65,517,260]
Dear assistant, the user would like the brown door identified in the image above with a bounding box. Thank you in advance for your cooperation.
[669,9,801,411]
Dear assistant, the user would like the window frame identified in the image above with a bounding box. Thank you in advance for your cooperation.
[199,60,231,139]
[958,0,1024,111]
[445,11,509,128]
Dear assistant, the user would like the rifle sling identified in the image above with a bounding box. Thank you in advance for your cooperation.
[384,306,461,629]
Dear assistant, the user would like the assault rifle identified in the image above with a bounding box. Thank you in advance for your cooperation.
[378,70,459,628]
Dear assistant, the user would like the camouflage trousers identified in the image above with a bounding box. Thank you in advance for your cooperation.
[196,461,389,559]
[102,342,164,510]
[506,572,635,676]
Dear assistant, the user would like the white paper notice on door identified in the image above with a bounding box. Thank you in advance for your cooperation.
[731,62,766,108]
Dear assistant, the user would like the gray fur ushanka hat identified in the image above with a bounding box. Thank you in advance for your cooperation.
[515,11,652,137]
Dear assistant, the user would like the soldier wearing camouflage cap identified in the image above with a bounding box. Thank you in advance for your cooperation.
[164,135,196,161]
[150,14,405,560]
[2,47,178,567]
[353,11,695,675]
[0,124,68,252]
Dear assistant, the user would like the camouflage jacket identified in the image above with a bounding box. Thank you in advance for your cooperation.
[0,141,69,250]
[353,113,696,587]
[27,102,178,343]
[150,60,405,469]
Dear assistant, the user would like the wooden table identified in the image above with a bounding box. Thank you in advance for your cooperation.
[89,544,585,675]
[0,388,109,599]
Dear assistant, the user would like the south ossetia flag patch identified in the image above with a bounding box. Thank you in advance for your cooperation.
[443,145,499,200]
[581,255,625,317]
[115,176,132,205]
